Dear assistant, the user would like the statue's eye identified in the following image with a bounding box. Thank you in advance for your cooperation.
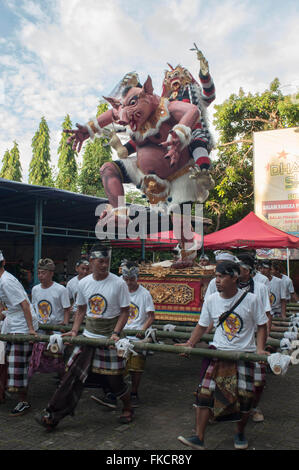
[129,96,138,106]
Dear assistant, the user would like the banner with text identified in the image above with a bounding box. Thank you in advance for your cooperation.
[254,127,299,236]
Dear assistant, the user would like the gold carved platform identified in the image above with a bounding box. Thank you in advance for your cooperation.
[138,264,215,323]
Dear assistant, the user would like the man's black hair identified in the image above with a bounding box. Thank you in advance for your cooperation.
[216,261,240,277]
[237,253,255,269]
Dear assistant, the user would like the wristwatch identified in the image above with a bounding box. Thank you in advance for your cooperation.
[112,331,120,337]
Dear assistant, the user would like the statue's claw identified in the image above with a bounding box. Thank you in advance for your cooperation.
[189,166,215,189]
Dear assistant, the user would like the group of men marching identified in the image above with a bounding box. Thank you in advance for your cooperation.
[0,245,297,450]
[0,246,154,425]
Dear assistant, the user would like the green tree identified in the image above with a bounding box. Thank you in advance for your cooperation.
[78,102,112,197]
[29,116,54,186]
[0,141,22,181]
[125,188,149,206]
[56,114,78,192]
[205,78,299,230]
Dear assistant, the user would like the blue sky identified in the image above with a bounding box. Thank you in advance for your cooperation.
[0,0,298,181]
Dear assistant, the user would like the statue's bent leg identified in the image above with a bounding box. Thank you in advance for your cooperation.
[100,161,126,208]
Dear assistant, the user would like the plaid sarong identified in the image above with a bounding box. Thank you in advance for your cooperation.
[47,344,128,424]
[67,344,126,376]
[6,342,33,391]
[196,358,266,422]
[124,352,146,374]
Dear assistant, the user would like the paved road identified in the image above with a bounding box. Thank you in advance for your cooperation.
[1,341,299,452]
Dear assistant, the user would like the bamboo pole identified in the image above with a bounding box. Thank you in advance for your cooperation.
[36,323,281,349]
[0,332,272,365]
[269,331,299,340]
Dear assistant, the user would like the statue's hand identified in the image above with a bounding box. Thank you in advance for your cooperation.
[197,50,209,76]
[64,123,90,152]
[190,43,209,76]
[160,130,181,167]
[189,166,215,189]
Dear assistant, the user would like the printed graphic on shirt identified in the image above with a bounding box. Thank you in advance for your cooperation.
[221,312,243,342]
[38,300,52,323]
[89,294,107,317]
[270,292,276,306]
[127,302,139,325]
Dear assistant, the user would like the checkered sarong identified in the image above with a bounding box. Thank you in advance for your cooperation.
[67,345,126,376]
[197,358,266,422]
[6,342,33,390]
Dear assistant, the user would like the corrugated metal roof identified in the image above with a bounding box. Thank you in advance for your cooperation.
[0,178,108,230]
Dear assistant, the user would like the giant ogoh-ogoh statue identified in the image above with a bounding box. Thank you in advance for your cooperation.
[65,47,215,268]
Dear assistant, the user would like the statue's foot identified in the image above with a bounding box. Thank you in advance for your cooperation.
[171,259,195,269]
[189,166,215,189]
[96,205,130,228]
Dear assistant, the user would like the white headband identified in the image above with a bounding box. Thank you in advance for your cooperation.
[90,249,111,259]
[215,252,238,262]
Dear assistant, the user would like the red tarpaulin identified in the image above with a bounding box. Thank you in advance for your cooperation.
[110,230,202,251]
[203,212,299,250]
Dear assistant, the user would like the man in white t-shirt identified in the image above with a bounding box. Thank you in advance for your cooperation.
[237,253,271,423]
[177,260,268,451]
[66,258,90,317]
[271,261,297,302]
[28,258,71,379]
[259,261,287,324]
[36,244,133,431]
[91,260,155,409]
[0,250,38,416]
[119,260,155,406]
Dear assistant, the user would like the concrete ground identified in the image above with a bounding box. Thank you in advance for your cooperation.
[0,341,298,452]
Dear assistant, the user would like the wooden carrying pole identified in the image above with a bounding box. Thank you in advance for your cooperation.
[0,332,271,364]
[36,323,282,349]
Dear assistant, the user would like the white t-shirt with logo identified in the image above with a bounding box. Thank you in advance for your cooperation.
[239,280,271,315]
[204,277,217,298]
[199,289,268,352]
[281,274,294,301]
[269,276,287,315]
[76,273,130,338]
[0,271,38,333]
[66,275,80,312]
[125,285,155,341]
[253,271,270,293]
[31,282,71,325]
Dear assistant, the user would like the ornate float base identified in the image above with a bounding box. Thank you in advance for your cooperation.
[138,264,215,323]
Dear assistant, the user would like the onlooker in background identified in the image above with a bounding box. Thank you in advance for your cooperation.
[259,260,287,326]
[66,259,90,318]
[271,261,298,303]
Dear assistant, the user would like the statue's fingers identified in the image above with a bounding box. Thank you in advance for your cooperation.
[159,140,170,148]
[78,140,83,153]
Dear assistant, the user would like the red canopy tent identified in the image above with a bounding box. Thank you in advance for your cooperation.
[203,212,299,250]
[111,230,202,251]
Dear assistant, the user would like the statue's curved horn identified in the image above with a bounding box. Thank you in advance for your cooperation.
[167,63,174,70]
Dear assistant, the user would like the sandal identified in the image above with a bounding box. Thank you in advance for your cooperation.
[118,409,134,424]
